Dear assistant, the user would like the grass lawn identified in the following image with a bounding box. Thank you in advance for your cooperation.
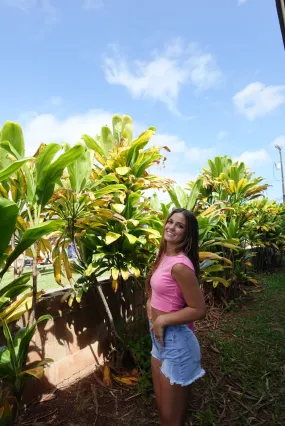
[194,272,285,426]
[0,266,110,292]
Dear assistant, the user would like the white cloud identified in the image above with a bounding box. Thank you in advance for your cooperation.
[187,147,216,163]
[2,0,59,24]
[238,0,248,5]
[271,135,285,148]
[233,82,285,120]
[83,0,103,9]
[234,149,270,167]
[103,39,223,115]
[20,109,213,194]
[151,134,186,153]
[22,110,114,155]
[150,131,216,164]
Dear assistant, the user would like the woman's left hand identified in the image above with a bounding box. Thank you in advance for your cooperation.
[150,316,166,347]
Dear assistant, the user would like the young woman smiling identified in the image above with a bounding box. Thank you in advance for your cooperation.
[146,208,206,426]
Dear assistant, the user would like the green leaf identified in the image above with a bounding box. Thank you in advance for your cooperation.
[186,178,202,211]
[112,115,123,143]
[92,253,106,262]
[36,145,85,207]
[0,140,21,160]
[81,135,105,158]
[126,128,156,165]
[105,232,121,245]
[0,158,33,183]
[168,186,181,208]
[1,220,65,276]
[0,274,31,298]
[35,143,61,179]
[137,227,161,237]
[2,320,17,370]
[68,146,93,192]
[0,198,18,261]
[101,126,113,156]
[0,121,25,157]
[90,175,119,190]
[17,315,52,367]
[93,184,127,198]
[122,115,133,144]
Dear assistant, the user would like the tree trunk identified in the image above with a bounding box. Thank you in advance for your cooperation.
[96,283,123,344]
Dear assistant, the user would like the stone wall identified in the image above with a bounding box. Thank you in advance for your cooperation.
[5,278,145,401]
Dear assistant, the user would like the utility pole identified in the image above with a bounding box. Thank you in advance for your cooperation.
[275,144,285,203]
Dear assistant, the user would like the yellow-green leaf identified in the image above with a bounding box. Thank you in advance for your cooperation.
[115,167,131,176]
[206,277,230,287]
[111,267,119,280]
[132,266,140,278]
[112,203,125,214]
[20,366,44,379]
[121,268,130,281]
[124,233,137,244]
[137,227,160,237]
[106,232,121,245]
[68,292,75,307]
[112,279,118,292]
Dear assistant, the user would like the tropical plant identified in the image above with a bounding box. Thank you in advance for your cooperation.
[46,115,172,341]
[155,155,283,300]
[194,156,268,205]
[0,121,83,319]
[0,315,52,424]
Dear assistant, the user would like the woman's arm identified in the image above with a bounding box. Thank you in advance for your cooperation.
[146,297,152,321]
[151,264,205,345]
[162,263,206,325]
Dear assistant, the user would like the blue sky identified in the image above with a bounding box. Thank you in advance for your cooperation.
[1,0,285,201]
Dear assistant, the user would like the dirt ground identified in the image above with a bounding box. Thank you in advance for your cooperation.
[18,273,285,426]
[17,310,219,426]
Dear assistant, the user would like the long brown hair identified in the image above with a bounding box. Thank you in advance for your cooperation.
[145,208,200,297]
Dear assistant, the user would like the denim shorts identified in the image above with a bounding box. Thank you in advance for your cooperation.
[149,321,205,386]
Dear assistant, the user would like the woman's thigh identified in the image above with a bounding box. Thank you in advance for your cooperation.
[159,373,191,426]
[151,356,162,409]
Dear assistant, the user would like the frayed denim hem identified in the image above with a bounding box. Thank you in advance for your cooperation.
[160,366,206,387]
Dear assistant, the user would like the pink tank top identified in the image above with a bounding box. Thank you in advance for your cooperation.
[150,253,195,331]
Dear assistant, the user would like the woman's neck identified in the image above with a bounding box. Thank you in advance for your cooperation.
[165,243,180,256]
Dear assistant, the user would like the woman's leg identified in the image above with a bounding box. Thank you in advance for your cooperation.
[151,356,162,411]
[159,373,191,426]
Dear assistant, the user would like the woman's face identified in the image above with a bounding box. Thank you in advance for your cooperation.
[164,213,187,246]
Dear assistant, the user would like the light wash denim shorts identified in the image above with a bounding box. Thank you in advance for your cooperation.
[149,321,205,386]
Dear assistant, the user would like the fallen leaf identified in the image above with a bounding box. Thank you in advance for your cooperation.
[103,365,112,386]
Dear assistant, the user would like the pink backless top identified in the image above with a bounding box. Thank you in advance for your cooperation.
[150,253,195,331]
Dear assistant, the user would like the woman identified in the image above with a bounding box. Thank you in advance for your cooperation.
[146,208,206,426]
